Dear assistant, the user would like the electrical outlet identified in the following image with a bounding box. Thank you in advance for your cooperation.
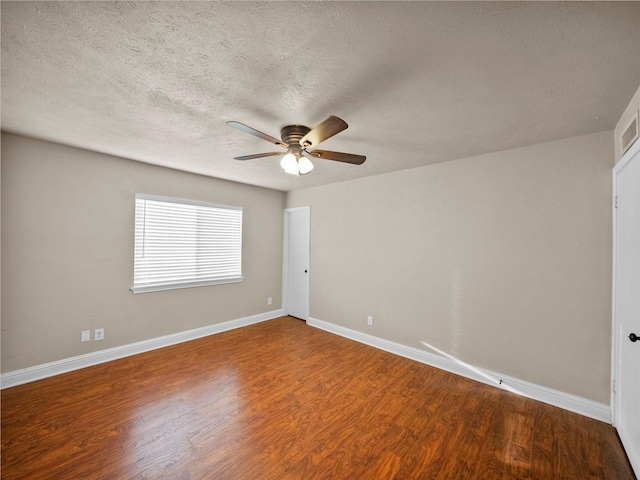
[81,330,91,342]
[367,316,374,326]
[94,328,104,341]
[267,297,273,306]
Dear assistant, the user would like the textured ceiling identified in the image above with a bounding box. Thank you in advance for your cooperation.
[2,2,640,191]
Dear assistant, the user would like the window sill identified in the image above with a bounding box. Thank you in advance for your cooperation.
[130,276,244,294]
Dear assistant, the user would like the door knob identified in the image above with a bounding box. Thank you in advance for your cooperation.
[304,269,308,273]
[630,333,639,342]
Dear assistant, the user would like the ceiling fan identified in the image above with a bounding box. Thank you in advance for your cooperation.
[226,116,366,176]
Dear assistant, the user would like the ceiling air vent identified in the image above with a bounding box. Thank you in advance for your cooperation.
[621,110,639,155]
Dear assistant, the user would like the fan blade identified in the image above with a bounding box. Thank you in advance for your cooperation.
[226,121,285,146]
[299,116,348,148]
[303,149,366,165]
[233,152,285,161]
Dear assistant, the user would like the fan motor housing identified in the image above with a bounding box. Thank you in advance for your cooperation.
[280,125,310,147]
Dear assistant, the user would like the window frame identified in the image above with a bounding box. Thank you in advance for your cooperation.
[131,193,244,294]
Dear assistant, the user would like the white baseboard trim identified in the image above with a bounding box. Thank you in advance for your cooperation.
[1,309,284,390]
[307,317,611,424]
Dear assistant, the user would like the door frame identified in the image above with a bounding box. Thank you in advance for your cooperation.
[611,137,640,429]
[282,206,311,320]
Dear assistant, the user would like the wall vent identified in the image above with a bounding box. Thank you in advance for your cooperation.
[621,110,639,155]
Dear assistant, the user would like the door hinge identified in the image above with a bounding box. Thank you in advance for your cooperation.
[614,196,619,209]
[612,378,616,394]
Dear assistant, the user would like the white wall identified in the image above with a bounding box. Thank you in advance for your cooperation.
[1,133,286,372]
[287,131,613,404]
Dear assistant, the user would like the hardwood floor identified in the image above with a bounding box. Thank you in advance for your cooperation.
[1,316,634,479]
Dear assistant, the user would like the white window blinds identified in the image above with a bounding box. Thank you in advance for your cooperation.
[132,194,243,293]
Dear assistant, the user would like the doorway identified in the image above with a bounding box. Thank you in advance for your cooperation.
[283,206,310,321]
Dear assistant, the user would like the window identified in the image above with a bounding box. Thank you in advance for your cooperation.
[132,194,243,293]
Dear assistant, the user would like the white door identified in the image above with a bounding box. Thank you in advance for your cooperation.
[613,140,640,476]
[283,207,310,320]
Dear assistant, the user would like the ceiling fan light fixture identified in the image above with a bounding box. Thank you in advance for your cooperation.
[280,152,298,174]
[280,149,313,176]
[298,156,314,175]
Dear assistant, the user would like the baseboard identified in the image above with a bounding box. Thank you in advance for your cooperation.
[1,309,284,390]
[307,317,611,424]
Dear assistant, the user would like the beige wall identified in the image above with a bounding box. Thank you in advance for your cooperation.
[615,84,640,163]
[287,130,613,403]
[1,133,286,372]
[1,129,615,404]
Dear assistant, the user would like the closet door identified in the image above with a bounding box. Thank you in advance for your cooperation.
[284,207,310,321]
[612,141,640,477]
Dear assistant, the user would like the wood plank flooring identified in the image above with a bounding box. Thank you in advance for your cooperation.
[1,316,634,479]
